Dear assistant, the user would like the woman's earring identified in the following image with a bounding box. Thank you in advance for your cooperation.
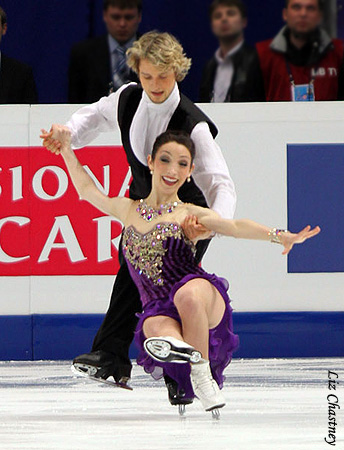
[150,170,153,175]
[187,176,191,183]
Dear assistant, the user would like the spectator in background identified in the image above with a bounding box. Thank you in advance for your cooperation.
[256,0,344,101]
[68,0,142,104]
[199,0,265,103]
[0,6,38,104]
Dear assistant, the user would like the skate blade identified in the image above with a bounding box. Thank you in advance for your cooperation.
[71,364,133,390]
[206,403,225,413]
[178,404,186,416]
[71,363,98,377]
[211,408,221,419]
[144,339,202,364]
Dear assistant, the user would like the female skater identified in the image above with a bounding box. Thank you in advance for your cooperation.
[40,126,320,414]
[42,32,236,402]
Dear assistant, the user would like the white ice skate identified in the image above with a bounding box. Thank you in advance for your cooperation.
[190,361,226,417]
[144,336,203,364]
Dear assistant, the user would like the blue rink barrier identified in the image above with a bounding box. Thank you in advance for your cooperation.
[287,143,344,273]
[1,311,343,360]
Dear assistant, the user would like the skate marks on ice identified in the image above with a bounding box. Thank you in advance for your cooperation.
[0,358,342,450]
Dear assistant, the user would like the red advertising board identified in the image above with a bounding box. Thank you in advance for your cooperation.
[0,146,130,275]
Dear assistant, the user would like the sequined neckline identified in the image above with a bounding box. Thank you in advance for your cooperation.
[125,222,181,237]
[136,199,183,222]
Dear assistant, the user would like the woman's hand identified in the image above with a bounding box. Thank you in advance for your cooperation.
[40,124,71,155]
[181,215,214,241]
[280,225,321,255]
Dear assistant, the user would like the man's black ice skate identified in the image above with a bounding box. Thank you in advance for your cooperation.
[72,350,132,390]
[164,375,193,415]
[144,336,202,364]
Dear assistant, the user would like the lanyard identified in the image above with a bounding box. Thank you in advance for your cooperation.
[285,58,316,87]
[285,58,317,100]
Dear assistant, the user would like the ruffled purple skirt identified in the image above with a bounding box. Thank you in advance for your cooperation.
[134,273,239,398]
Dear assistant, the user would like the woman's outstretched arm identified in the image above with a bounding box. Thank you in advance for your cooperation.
[185,205,320,255]
[40,125,131,223]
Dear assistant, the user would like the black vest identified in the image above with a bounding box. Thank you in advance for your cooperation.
[117,85,218,208]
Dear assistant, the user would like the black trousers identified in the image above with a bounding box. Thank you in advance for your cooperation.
[91,237,211,378]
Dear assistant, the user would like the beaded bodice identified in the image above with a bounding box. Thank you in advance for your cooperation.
[122,222,204,306]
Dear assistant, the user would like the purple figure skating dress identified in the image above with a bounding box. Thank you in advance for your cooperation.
[122,222,239,398]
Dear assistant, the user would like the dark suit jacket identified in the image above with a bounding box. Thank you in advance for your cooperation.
[68,35,138,104]
[199,43,265,102]
[0,54,38,104]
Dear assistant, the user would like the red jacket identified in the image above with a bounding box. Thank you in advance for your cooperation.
[256,31,344,101]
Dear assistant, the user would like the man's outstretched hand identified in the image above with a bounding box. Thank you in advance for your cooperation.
[181,215,214,241]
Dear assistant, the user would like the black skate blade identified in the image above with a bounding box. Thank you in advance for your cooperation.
[71,364,133,390]
[205,402,225,412]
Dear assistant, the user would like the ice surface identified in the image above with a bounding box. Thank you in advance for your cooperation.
[0,358,342,450]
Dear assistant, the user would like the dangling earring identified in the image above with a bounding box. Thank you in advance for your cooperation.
[150,170,153,175]
[187,176,191,183]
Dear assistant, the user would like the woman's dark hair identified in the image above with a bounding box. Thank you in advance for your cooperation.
[152,130,196,164]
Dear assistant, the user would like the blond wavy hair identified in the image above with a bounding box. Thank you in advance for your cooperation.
[127,31,191,82]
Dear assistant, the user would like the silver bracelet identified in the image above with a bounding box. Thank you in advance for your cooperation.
[268,228,288,244]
